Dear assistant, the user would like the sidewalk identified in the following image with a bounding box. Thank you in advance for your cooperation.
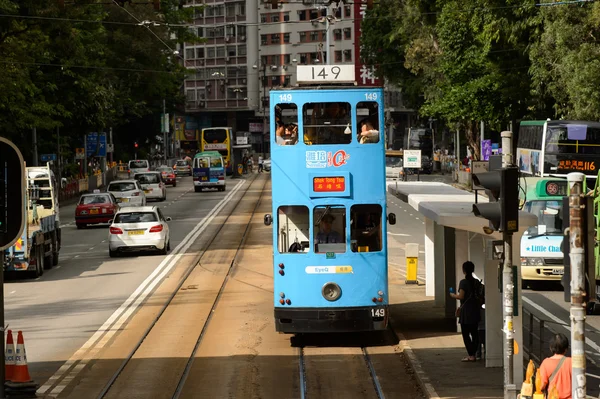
[391,280,504,399]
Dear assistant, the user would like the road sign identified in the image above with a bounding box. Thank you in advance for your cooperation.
[40,154,57,162]
[86,132,107,157]
[404,150,422,168]
[0,138,25,250]
[75,148,85,160]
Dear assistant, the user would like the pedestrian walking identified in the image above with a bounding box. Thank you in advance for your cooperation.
[449,261,482,362]
[539,333,572,399]
[258,156,264,173]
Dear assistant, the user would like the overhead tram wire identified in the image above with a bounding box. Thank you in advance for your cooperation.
[0,0,594,28]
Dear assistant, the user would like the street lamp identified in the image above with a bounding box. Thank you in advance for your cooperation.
[312,12,338,65]
[252,63,267,155]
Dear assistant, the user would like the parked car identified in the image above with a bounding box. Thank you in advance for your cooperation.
[133,172,167,202]
[263,158,271,172]
[106,180,146,207]
[156,166,177,187]
[108,206,171,257]
[75,192,119,229]
[174,159,192,176]
[128,159,150,178]
[385,154,404,180]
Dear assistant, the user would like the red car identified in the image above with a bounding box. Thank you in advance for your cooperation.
[75,193,119,229]
[157,166,177,187]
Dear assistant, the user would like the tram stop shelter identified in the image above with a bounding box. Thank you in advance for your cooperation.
[387,181,538,383]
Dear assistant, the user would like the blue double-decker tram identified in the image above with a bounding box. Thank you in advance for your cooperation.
[264,65,396,333]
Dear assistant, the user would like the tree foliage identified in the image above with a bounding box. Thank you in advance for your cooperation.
[360,0,600,158]
[0,0,199,164]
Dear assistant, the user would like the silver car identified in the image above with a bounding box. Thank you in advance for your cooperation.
[174,159,192,176]
[133,172,167,202]
[106,180,146,207]
[128,159,150,178]
[108,206,171,257]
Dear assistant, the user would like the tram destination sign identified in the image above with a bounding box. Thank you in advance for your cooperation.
[313,176,346,192]
[297,65,355,84]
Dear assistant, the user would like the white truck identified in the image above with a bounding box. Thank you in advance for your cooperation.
[3,163,61,277]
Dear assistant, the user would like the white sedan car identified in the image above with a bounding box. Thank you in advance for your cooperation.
[108,206,171,257]
[106,180,146,207]
[133,171,167,202]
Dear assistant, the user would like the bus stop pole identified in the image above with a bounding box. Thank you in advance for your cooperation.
[567,172,587,399]
[501,131,517,399]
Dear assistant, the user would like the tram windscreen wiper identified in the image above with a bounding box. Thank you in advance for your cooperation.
[527,231,562,239]
[316,205,331,225]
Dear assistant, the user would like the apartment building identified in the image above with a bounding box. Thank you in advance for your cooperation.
[180,0,410,144]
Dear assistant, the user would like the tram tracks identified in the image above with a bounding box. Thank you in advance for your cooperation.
[93,175,268,399]
[297,338,388,399]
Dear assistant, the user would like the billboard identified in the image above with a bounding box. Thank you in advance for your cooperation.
[353,0,383,87]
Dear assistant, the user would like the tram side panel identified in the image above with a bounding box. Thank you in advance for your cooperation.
[269,88,390,333]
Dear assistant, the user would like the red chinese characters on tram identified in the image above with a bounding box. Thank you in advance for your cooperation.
[313,177,346,192]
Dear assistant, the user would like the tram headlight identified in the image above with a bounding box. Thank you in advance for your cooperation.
[322,282,342,302]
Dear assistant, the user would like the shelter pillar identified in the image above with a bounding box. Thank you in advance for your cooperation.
[424,218,435,297]
[443,227,456,320]
[434,221,446,306]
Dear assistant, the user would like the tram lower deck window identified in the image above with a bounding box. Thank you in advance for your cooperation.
[351,205,382,252]
[314,206,346,253]
[277,206,310,253]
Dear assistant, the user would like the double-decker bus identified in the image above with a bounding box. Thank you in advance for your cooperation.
[517,120,600,180]
[200,127,234,175]
[263,65,396,333]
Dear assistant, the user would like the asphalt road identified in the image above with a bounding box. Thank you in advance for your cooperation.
[4,175,238,387]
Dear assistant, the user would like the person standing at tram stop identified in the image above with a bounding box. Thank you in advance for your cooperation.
[258,155,264,173]
[315,214,342,244]
[449,261,481,362]
[539,333,572,399]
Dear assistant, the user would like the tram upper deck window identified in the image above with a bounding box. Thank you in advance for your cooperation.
[314,206,346,253]
[277,206,310,253]
[274,103,299,146]
[357,102,380,144]
[303,102,352,145]
[351,205,382,252]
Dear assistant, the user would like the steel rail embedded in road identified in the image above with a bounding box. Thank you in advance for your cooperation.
[172,176,268,399]
[95,175,265,399]
[362,347,386,399]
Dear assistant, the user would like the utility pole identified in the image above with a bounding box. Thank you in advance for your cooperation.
[32,127,38,166]
[325,10,330,65]
[109,127,113,165]
[262,64,266,156]
[501,130,516,399]
[163,99,167,164]
[568,171,587,399]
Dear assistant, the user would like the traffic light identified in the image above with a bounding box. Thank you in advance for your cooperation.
[0,138,25,250]
[472,167,519,233]
[134,142,139,149]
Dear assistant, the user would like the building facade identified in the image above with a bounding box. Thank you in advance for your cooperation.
[180,0,412,152]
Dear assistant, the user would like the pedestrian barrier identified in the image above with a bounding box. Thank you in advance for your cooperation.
[5,331,37,396]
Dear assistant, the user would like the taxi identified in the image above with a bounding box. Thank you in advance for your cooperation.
[75,191,119,229]
[156,166,177,187]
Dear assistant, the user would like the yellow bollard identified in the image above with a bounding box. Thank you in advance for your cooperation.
[405,243,419,284]
[533,368,545,399]
[519,360,535,398]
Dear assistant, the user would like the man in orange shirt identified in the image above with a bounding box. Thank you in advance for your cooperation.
[539,333,572,399]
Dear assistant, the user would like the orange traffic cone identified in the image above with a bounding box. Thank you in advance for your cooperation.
[5,330,15,381]
[11,331,31,383]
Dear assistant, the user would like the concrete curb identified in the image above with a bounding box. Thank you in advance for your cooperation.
[396,330,441,399]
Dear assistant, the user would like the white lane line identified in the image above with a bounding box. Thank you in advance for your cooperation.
[522,296,600,363]
[387,232,412,237]
[39,180,246,396]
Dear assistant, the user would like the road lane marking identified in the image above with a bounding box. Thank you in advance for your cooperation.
[39,180,246,396]
[523,296,600,363]
[387,232,412,237]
